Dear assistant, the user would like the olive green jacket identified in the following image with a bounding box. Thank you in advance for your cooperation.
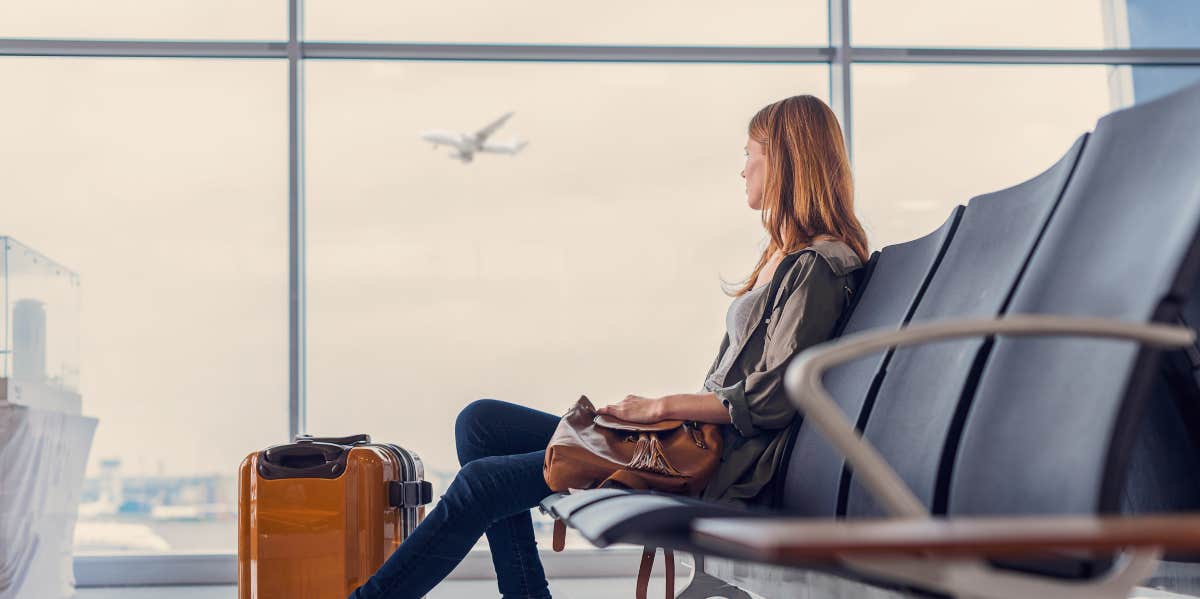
[699,238,864,505]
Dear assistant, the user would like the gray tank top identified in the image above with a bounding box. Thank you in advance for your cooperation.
[702,283,772,392]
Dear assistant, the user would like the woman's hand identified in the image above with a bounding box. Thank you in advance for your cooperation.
[598,392,732,424]
[597,394,666,423]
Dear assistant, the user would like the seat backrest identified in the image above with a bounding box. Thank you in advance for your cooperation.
[1122,370,1200,517]
[844,135,1088,518]
[762,252,872,509]
[948,81,1200,522]
[1123,292,1200,546]
[1123,186,1200,542]
[779,208,961,516]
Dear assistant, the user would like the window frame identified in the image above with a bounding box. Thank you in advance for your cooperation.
[3,0,1199,586]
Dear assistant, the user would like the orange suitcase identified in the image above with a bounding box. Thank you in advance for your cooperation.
[238,434,432,599]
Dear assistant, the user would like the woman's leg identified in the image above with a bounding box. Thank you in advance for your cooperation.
[348,450,553,599]
[454,399,560,597]
[455,398,560,464]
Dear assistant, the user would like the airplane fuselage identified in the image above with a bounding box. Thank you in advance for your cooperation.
[419,112,525,164]
[420,130,480,162]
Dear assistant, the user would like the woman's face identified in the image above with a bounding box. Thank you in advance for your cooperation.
[741,137,767,210]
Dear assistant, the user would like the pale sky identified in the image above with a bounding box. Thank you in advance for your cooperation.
[0,0,1156,550]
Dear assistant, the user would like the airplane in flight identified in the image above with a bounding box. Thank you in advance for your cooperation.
[419,112,528,164]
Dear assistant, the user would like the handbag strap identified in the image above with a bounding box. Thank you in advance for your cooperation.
[761,250,803,327]
[552,519,566,552]
[635,545,675,599]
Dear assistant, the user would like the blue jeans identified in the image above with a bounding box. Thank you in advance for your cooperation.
[349,399,559,599]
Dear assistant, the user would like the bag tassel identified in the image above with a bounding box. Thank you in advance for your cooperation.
[684,422,707,449]
[627,434,685,477]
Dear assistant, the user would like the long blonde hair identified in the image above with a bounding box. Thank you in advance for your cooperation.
[729,95,869,297]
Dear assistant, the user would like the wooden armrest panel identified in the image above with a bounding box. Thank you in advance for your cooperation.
[691,514,1200,561]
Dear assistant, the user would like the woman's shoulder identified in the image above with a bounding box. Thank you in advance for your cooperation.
[785,237,862,278]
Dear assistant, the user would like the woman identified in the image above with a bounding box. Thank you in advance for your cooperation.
[349,94,870,599]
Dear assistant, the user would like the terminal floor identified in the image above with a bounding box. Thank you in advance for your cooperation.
[76,576,682,598]
[75,580,1196,598]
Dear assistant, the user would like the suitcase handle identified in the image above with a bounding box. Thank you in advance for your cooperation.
[296,433,372,446]
[258,442,349,479]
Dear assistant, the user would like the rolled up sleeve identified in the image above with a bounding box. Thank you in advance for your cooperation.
[714,380,755,436]
[720,254,846,438]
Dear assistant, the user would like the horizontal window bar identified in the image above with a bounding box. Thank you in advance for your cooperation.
[851,47,1200,65]
[5,39,1198,65]
[0,38,286,58]
[302,42,834,62]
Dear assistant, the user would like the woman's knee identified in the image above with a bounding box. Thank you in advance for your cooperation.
[456,398,501,433]
[455,398,502,462]
[457,398,509,438]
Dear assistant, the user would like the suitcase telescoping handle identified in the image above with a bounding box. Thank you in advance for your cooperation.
[258,442,350,479]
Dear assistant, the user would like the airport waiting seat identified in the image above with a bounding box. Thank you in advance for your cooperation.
[541,80,1200,598]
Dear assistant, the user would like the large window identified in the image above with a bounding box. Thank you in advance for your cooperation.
[2,0,1199,587]
[0,58,287,553]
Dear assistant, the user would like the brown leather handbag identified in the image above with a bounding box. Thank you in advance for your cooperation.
[543,395,724,599]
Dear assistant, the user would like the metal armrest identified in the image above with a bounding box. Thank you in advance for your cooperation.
[692,513,1200,560]
[783,314,1195,518]
[685,316,1196,599]
[690,513,1191,599]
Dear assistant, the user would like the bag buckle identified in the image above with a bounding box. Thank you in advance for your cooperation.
[388,480,433,507]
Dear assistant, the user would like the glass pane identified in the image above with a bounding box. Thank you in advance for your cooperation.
[853,65,1123,248]
[1115,65,1200,105]
[306,61,827,548]
[0,1,284,40]
[0,58,287,554]
[1121,0,1200,48]
[305,0,826,45]
[852,0,1200,49]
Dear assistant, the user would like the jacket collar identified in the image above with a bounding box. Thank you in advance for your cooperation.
[713,238,862,389]
[788,238,862,277]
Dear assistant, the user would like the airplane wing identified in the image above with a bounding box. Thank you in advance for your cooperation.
[474,112,514,143]
[480,139,528,155]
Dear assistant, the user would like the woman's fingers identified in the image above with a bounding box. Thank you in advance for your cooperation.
[597,396,649,420]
